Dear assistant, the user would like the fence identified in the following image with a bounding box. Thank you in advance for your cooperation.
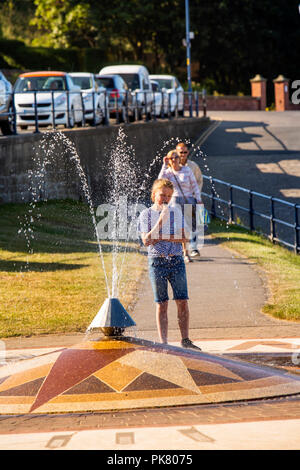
[202,175,300,254]
[0,89,207,136]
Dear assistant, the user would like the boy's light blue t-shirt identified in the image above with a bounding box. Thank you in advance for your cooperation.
[138,206,183,258]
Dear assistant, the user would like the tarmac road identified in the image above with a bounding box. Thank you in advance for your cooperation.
[198,110,300,203]
[192,111,300,250]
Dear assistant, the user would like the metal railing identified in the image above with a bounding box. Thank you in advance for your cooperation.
[0,89,207,135]
[202,175,300,254]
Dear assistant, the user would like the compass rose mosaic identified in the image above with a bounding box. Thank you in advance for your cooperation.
[1,337,300,414]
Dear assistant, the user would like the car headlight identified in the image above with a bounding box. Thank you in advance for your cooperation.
[83,94,92,103]
[54,95,67,106]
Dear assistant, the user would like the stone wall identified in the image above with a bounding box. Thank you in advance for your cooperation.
[0,117,210,204]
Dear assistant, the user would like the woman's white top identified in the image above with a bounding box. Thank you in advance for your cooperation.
[158,163,201,202]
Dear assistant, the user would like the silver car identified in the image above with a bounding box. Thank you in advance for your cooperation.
[149,74,184,116]
[14,71,84,130]
[69,72,107,125]
[0,70,13,135]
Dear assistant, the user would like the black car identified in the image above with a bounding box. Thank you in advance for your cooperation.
[95,74,134,121]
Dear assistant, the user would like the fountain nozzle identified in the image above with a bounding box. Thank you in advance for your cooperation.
[86,298,136,337]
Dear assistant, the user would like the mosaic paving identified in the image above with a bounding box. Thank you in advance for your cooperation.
[0,337,300,415]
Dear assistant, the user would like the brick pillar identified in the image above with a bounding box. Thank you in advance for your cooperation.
[273,75,290,111]
[250,74,267,110]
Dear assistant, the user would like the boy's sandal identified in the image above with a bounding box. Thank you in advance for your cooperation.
[184,255,193,263]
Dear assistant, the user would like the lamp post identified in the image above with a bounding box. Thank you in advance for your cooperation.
[185,0,192,93]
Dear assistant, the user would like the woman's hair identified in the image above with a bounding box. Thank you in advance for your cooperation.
[151,178,174,202]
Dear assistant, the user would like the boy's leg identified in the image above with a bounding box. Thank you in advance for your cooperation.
[156,301,168,343]
[175,299,189,340]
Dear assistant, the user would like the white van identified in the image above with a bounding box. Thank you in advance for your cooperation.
[99,65,153,118]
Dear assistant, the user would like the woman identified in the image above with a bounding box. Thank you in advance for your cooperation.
[158,149,202,262]
[138,178,201,350]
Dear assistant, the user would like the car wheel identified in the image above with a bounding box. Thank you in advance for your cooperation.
[20,125,28,130]
[0,105,14,135]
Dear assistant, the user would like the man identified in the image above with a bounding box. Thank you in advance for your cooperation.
[176,142,203,258]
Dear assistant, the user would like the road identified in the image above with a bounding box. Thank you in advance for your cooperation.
[192,111,300,249]
[198,111,300,204]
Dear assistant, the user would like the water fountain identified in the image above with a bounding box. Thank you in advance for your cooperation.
[1,128,300,415]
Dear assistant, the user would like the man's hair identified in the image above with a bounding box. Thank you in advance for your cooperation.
[176,142,189,149]
[151,178,174,202]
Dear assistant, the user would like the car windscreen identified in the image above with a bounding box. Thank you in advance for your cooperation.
[117,74,140,90]
[71,76,92,89]
[97,77,115,89]
[14,76,66,92]
[154,79,173,89]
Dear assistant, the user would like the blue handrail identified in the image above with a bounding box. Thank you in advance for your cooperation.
[202,175,300,254]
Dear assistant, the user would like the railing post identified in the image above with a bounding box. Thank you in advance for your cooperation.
[195,91,199,117]
[168,92,171,118]
[12,92,17,135]
[161,91,165,118]
[80,92,85,127]
[124,91,129,123]
[92,91,97,126]
[189,91,193,117]
[51,91,56,129]
[270,196,275,243]
[66,90,70,127]
[228,185,233,223]
[115,93,119,124]
[33,91,39,133]
[294,204,299,254]
[134,91,139,121]
[175,91,178,118]
[210,177,216,217]
[202,88,207,117]
[152,90,156,121]
[249,190,254,230]
[104,91,109,125]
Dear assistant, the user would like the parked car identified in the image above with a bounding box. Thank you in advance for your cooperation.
[99,65,154,119]
[149,74,184,115]
[69,72,106,125]
[150,80,169,117]
[95,73,133,122]
[0,70,13,135]
[13,71,83,129]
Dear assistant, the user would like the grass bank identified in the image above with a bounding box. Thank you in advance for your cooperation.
[209,219,300,322]
[0,200,146,338]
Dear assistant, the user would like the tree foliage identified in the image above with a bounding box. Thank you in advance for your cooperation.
[1,0,300,95]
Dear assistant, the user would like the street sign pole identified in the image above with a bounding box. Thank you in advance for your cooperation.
[185,0,192,93]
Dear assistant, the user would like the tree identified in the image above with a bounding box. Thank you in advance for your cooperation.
[30,0,97,48]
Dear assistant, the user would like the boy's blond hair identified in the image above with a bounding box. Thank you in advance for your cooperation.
[166,149,178,167]
[151,178,174,202]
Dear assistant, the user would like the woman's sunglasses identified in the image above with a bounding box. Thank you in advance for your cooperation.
[170,156,179,161]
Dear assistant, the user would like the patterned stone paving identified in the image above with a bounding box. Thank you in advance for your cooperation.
[0,336,300,415]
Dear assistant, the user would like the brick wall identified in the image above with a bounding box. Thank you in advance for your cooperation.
[205,95,260,111]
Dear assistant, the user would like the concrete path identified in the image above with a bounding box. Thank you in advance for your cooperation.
[132,237,300,343]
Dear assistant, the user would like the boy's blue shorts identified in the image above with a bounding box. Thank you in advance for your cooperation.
[148,256,189,303]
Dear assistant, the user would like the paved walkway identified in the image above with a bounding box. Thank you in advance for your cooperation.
[132,237,300,343]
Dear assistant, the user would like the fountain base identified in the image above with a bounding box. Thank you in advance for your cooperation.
[86,297,136,336]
